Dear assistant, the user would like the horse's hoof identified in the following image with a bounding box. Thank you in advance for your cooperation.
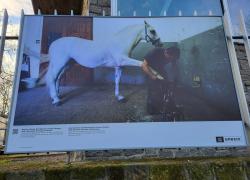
[54,101,62,106]
[52,101,62,106]
[117,96,127,103]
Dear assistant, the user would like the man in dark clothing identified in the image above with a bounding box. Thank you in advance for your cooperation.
[142,47,180,116]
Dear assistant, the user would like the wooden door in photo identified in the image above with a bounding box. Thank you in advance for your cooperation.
[41,16,93,86]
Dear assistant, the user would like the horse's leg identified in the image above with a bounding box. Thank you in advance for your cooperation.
[46,54,68,105]
[47,67,60,105]
[56,66,67,96]
[115,66,125,101]
[113,56,143,102]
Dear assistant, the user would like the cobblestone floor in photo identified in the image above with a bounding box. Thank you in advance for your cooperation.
[14,84,240,125]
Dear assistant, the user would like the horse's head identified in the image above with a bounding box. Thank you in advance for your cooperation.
[143,21,163,47]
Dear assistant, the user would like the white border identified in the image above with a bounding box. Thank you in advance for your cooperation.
[5,15,248,153]
[5,121,247,153]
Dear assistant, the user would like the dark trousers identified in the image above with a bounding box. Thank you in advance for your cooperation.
[147,79,176,115]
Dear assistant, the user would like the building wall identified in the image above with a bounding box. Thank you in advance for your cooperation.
[1,156,250,180]
[89,0,111,16]
[179,25,240,118]
[235,43,250,109]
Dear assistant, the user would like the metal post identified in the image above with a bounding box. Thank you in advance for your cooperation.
[209,10,213,16]
[148,10,151,16]
[4,10,25,152]
[223,10,250,127]
[0,10,8,146]
[178,10,182,16]
[222,0,234,35]
[81,151,86,161]
[0,128,6,143]
[193,10,197,16]
[0,114,7,148]
[0,9,8,73]
[239,10,250,68]
[38,9,41,15]
[163,10,166,16]
[111,0,118,16]
[66,151,71,164]
[2,128,6,146]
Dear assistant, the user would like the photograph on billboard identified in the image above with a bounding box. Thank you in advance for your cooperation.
[5,16,247,153]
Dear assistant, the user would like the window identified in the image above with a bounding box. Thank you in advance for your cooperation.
[114,0,222,16]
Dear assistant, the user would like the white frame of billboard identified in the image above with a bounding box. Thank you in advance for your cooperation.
[4,14,249,153]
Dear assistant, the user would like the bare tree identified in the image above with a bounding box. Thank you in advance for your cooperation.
[0,70,13,118]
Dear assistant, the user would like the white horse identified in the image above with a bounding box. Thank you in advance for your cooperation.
[46,21,162,105]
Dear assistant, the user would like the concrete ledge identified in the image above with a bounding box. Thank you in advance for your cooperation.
[0,154,250,180]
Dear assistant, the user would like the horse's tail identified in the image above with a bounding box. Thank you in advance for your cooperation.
[22,46,50,87]
[23,46,49,63]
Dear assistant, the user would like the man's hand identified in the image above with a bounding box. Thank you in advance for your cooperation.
[149,67,164,80]
[150,74,157,80]
[142,60,164,80]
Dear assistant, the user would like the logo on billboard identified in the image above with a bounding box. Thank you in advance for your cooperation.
[216,136,241,143]
[224,137,241,142]
[216,136,224,143]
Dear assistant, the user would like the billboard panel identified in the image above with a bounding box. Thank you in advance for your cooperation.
[5,16,247,153]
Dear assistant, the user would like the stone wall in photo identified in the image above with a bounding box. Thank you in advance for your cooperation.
[89,0,111,16]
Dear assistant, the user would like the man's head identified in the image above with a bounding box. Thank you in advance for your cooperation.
[164,47,180,62]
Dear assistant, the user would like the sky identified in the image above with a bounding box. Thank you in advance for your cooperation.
[0,0,33,72]
[0,0,33,15]
[0,0,33,24]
